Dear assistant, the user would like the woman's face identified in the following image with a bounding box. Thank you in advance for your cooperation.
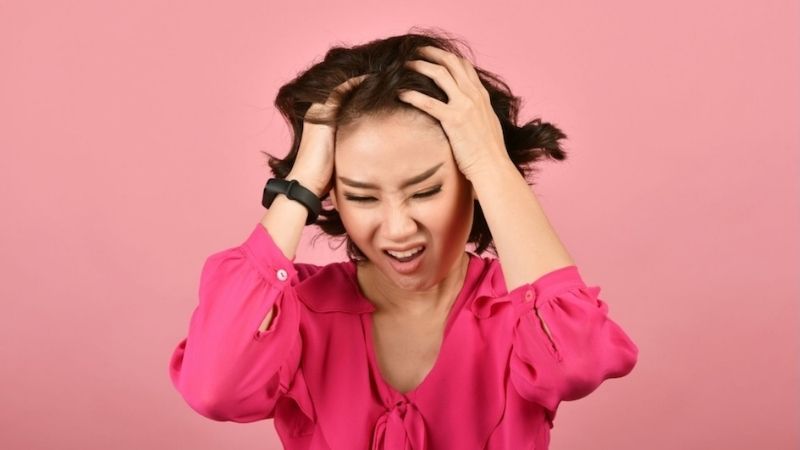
[330,110,475,292]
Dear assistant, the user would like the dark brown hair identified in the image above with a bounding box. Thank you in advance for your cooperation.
[262,27,569,263]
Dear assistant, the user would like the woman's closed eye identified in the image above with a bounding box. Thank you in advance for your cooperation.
[345,186,442,203]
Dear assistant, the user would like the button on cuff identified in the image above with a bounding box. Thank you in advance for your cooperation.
[276,268,288,281]
[241,223,299,286]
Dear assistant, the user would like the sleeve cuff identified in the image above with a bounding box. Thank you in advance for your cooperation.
[508,265,587,307]
[531,265,586,302]
[240,223,300,286]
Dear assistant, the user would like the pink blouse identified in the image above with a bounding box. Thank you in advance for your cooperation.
[169,223,639,449]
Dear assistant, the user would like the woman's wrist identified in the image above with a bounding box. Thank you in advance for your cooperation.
[285,171,326,197]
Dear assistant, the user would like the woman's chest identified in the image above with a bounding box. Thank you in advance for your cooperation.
[370,313,447,394]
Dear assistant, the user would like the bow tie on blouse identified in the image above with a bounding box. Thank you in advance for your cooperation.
[371,398,428,450]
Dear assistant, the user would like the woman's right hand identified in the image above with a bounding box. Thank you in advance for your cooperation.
[288,74,370,197]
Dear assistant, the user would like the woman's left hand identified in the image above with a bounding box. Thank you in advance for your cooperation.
[398,46,512,181]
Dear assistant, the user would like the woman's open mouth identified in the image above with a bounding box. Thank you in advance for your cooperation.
[383,246,426,274]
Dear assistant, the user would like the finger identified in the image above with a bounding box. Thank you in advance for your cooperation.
[397,89,449,121]
[415,46,473,90]
[326,74,370,106]
[461,59,483,89]
[404,59,462,102]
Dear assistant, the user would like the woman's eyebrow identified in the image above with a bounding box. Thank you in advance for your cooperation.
[338,162,444,189]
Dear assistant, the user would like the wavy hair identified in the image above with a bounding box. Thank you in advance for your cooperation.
[261,27,569,263]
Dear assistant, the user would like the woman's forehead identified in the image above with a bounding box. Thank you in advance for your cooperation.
[337,121,449,160]
[335,138,452,180]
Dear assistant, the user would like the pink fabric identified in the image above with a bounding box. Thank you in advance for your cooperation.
[169,223,639,449]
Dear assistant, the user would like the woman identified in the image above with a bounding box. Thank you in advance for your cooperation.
[169,29,639,449]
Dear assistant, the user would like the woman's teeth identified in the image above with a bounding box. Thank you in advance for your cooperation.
[386,246,424,259]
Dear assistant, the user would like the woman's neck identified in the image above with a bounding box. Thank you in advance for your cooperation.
[356,253,470,318]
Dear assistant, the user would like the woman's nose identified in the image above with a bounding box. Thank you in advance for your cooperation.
[381,206,418,240]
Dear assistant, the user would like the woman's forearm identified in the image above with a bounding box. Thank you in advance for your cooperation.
[468,158,575,291]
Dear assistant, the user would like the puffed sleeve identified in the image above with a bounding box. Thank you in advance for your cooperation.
[508,265,639,416]
[169,223,319,422]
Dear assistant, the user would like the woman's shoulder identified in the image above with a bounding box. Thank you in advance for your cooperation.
[468,251,506,292]
[292,259,345,284]
[293,260,325,282]
[293,260,375,314]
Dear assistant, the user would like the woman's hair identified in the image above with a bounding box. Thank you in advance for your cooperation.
[262,27,570,263]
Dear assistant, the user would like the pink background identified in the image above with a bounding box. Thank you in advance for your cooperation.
[1,1,797,449]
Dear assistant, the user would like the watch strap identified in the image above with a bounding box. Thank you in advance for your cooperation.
[261,178,322,225]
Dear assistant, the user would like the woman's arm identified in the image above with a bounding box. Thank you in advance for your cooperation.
[169,170,322,422]
[468,158,575,292]
[256,171,324,331]
[470,159,637,417]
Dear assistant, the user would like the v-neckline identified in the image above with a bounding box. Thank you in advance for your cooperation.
[353,253,477,403]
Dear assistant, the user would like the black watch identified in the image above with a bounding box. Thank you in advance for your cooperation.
[261,178,322,225]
